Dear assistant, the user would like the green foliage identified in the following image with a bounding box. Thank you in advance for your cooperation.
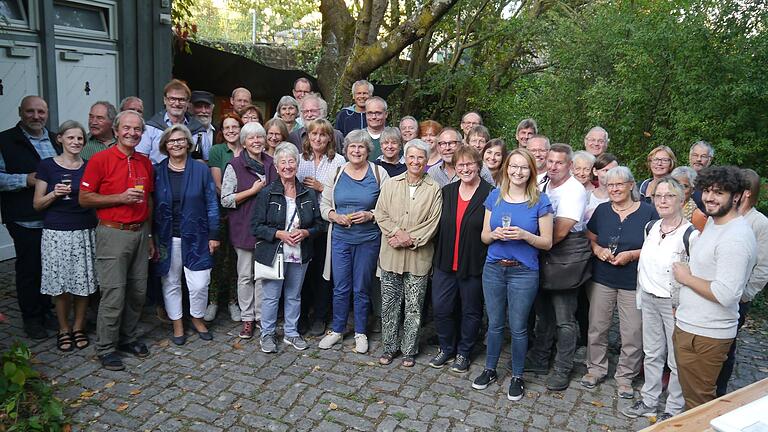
[0,343,66,431]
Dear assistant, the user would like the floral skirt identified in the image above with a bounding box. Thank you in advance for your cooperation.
[41,228,97,297]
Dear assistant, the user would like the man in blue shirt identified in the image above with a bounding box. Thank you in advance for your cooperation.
[0,95,61,339]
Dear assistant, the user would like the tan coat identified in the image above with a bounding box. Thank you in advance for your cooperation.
[374,172,442,276]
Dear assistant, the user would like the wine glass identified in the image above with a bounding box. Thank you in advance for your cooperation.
[607,235,620,255]
[501,214,512,228]
[60,174,72,200]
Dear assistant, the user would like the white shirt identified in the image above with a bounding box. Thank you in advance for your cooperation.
[540,175,587,232]
[638,219,699,299]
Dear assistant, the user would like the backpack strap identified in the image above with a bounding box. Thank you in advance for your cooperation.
[682,224,695,256]
[644,219,658,240]
[371,162,381,186]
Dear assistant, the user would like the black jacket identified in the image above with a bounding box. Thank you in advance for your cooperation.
[433,179,493,278]
[251,178,325,265]
[0,123,61,222]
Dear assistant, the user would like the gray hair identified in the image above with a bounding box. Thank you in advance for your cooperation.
[516,118,538,134]
[399,116,418,127]
[605,166,639,201]
[654,176,686,202]
[113,110,145,132]
[91,101,117,123]
[365,96,387,112]
[57,120,87,139]
[587,126,609,144]
[549,143,573,162]
[380,127,402,146]
[403,138,430,160]
[240,121,266,143]
[671,166,697,184]
[119,96,142,111]
[352,80,374,96]
[690,140,714,157]
[343,129,374,155]
[274,141,299,163]
[300,93,327,118]
[158,124,193,156]
[276,95,299,113]
[572,150,596,167]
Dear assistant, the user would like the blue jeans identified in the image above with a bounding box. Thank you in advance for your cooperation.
[261,262,308,337]
[331,238,380,334]
[432,268,483,357]
[482,261,539,375]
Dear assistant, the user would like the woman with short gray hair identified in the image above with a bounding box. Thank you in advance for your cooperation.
[275,96,300,132]
[583,166,659,398]
[318,131,390,353]
[671,166,706,231]
[374,127,406,177]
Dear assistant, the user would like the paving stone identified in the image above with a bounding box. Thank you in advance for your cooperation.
[241,413,290,431]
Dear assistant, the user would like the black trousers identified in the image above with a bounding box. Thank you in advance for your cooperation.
[431,268,483,357]
[300,235,331,323]
[715,301,751,397]
[6,223,50,321]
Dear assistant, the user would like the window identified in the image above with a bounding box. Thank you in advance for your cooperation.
[0,0,28,27]
[53,1,111,38]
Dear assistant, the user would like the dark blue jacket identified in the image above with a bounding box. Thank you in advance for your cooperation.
[153,158,219,275]
[334,105,367,137]
[251,178,325,266]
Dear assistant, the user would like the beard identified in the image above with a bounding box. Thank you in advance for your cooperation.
[704,196,734,218]
[196,115,212,128]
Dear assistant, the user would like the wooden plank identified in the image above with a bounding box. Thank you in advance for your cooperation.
[641,377,768,432]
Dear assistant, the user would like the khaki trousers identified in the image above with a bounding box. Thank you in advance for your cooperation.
[673,327,733,410]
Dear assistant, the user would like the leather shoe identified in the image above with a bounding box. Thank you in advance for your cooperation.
[171,335,187,346]
[23,320,48,340]
[195,329,213,341]
[117,341,149,358]
[99,352,125,371]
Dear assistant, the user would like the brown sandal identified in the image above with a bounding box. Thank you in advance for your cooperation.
[402,355,415,368]
[72,330,90,349]
[379,351,400,365]
[57,332,74,352]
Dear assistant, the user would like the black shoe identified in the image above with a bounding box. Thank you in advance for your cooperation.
[308,321,326,337]
[546,370,571,391]
[523,357,549,375]
[117,341,149,358]
[508,377,525,401]
[171,335,187,346]
[472,369,498,390]
[428,349,455,369]
[450,354,470,373]
[23,320,48,340]
[195,328,213,341]
[99,352,125,371]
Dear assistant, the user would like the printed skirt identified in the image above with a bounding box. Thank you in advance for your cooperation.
[41,228,98,296]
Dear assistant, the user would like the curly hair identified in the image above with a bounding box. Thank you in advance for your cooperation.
[694,165,745,194]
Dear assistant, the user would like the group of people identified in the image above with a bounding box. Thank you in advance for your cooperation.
[0,76,765,420]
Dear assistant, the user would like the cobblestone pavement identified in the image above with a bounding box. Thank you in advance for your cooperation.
[1,259,767,431]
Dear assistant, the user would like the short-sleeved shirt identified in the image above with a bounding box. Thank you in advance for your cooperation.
[587,201,659,290]
[332,167,381,244]
[484,188,553,270]
[207,143,235,172]
[541,175,587,232]
[36,158,98,231]
[297,154,346,185]
[80,145,154,224]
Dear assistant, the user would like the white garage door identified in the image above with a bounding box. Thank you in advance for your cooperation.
[55,47,118,127]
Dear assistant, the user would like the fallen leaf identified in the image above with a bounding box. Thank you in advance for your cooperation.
[104,381,116,388]
[116,403,129,412]
[185,375,192,379]
[643,131,652,138]
[70,402,82,408]
[366,362,375,367]
[233,341,243,350]
[233,403,242,410]
[129,389,142,396]
[313,365,321,371]
[158,339,170,348]
[329,402,338,410]
[590,400,605,408]
[377,400,384,404]
[649,415,658,424]
[552,393,564,399]
[80,390,97,399]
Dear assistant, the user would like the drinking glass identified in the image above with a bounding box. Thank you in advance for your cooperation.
[133,177,146,204]
[501,214,512,228]
[607,235,620,255]
[60,174,72,200]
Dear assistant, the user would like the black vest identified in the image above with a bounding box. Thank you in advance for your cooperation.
[0,123,61,223]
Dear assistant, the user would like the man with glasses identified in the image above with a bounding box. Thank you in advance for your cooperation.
[427,128,494,187]
[584,126,609,157]
[672,166,756,409]
[288,93,344,153]
[689,140,714,210]
[292,78,312,101]
[459,112,482,142]
[137,79,207,164]
[527,135,550,181]
[80,110,155,371]
[527,143,590,391]
[335,80,373,137]
[364,96,388,161]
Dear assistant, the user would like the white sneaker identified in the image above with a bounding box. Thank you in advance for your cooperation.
[203,303,218,322]
[228,303,241,322]
[353,333,368,354]
[318,331,343,349]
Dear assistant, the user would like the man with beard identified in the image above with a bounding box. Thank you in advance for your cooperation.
[672,165,756,409]
[288,94,344,154]
[189,90,216,161]
[136,79,207,164]
[81,101,117,160]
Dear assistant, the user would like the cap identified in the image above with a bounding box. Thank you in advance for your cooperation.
[190,90,214,105]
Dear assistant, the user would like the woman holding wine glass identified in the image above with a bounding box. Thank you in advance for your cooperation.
[33,120,98,352]
[582,166,658,398]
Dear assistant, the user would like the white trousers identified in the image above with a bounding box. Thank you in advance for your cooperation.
[161,237,211,321]
[235,248,263,322]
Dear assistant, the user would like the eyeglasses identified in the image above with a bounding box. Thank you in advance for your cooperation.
[651,158,672,164]
[165,96,188,104]
[301,108,320,115]
[606,182,630,189]
[242,114,260,121]
[652,193,678,201]
[508,165,531,172]
[529,149,548,154]
[438,140,460,148]
[586,138,607,144]
[167,138,188,148]
[690,153,712,161]
[455,162,476,170]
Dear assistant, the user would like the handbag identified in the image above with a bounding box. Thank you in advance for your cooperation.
[254,207,298,280]
[539,231,592,291]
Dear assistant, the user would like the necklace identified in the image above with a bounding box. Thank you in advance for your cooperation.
[168,159,186,172]
[659,217,683,240]
[612,201,634,212]
[407,174,424,187]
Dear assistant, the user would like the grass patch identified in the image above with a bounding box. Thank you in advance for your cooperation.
[393,412,408,421]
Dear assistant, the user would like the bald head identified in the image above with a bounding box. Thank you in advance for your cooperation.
[19,96,49,136]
